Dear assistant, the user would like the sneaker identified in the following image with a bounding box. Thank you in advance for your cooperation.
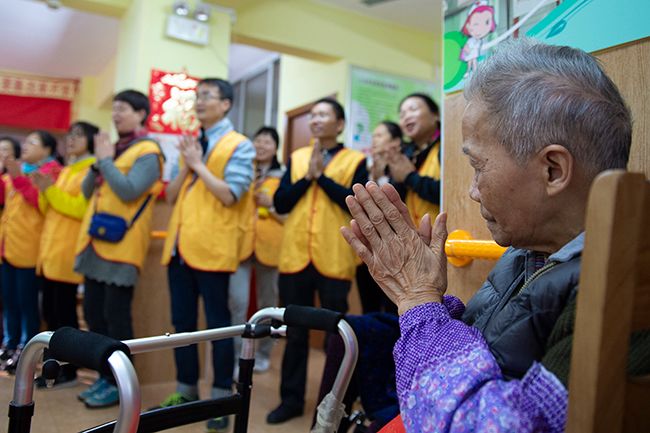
[78,378,107,402]
[3,348,21,374]
[35,370,77,389]
[253,357,270,373]
[159,391,198,408]
[84,382,119,408]
[0,347,15,371]
[266,403,303,424]
[206,416,229,432]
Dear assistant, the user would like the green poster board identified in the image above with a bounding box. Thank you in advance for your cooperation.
[347,66,438,154]
[444,0,650,94]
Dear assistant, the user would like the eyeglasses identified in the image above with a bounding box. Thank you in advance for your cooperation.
[195,91,223,102]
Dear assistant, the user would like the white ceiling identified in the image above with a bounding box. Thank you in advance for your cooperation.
[313,0,442,34]
[0,0,119,78]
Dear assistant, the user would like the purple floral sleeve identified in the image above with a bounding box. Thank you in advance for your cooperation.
[394,302,567,433]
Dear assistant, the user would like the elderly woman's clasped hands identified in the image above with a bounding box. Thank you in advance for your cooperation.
[340,181,449,314]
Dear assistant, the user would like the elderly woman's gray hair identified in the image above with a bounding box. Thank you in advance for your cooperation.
[464,38,632,177]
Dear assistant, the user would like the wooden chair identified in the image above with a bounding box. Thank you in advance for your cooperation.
[567,170,650,433]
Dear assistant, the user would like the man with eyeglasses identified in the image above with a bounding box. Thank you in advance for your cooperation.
[160,78,255,433]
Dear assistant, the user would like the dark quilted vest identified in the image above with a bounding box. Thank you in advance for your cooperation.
[462,247,581,379]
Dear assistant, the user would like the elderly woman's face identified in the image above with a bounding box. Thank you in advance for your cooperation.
[461,101,545,249]
[399,97,438,143]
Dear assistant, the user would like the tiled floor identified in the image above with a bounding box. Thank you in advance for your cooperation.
[0,341,326,433]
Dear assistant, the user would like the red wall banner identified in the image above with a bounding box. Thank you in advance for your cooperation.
[0,72,77,131]
[147,69,200,135]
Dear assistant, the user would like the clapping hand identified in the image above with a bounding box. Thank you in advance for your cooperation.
[32,171,54,191]
[94,132,115,161]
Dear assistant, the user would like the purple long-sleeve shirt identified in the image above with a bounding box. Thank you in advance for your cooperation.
[394,298,568,433]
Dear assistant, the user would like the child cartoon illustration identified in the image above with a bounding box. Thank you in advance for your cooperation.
[460,0,496,77]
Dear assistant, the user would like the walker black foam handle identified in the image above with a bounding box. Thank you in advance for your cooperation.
[283,305,343,333]
[48,327,131,376]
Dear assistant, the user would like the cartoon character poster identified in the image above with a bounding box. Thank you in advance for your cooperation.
[444,0,650,93]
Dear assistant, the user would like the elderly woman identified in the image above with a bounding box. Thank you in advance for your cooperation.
[342,39,648,432]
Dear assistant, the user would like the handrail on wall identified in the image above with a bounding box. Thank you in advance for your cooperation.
[149,229,506,268]
[445,230,507,267]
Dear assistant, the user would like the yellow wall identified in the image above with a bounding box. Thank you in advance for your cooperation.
[114,0,232,93]
[233,0,437,77]
[74,56,116,130]
[277,55,348,138]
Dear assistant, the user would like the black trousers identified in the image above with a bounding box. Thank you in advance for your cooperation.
[355,264,397,315]
[42,278,79,331]
[278,263,350,410]
[83,278,134,381]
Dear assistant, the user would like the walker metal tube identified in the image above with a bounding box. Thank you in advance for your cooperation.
[108,351,141,433]
[249,307,358,409]
[329,320,358,403]
[12,332,52,406]
[123,324,248,354]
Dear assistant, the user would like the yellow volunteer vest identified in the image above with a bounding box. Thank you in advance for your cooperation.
[161,131,251,272]
[38,158,95,283]
[76,140,163,270]
[279,146,365,280]
[406,142,441,226]
[1,174,43,268]
[238,176,256,262]
[253,175,284,267]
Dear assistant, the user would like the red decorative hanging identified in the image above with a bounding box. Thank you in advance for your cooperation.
[0,72,77,131]
[147,69,200,135]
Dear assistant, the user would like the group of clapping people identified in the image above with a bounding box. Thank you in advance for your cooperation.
[1,37,648,433]
[0,65,442,432]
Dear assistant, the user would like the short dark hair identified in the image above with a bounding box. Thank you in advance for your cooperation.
[0,136,21,159]
[198,78,234,112]
[314,97,345,121]
[379,120,403,141]
[69,121,99,154]
[254,126,280,148]
[400,92,439,116]
[254,126,281,169]
[114,89,150,125]
[33,130,58,156]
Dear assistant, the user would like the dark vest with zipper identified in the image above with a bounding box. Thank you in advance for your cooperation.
[462,244,582,379]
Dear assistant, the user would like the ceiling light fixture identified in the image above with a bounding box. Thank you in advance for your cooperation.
[194,2,211,22]
[172,0,190,17]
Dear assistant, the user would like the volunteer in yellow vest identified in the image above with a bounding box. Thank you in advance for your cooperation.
[387,93,441,226]
[75,90,164,409]
[229,126,285,375]
[0,136,26,372]
[267,98,368,424]
[0,131,62,374]
[32,121,98,388]
[159,78,254,433]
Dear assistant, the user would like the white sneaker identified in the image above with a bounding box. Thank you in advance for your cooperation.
[253,357,270,373]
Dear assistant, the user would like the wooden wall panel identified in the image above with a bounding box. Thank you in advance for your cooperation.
[442,37,650,303]
[596,38,650,177]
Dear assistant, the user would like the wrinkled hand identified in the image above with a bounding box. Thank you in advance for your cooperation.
[307,139,323,180]
[32,171,54,191]
[94,132,115,161]
[5,157,21,178]
[178,134,203,170]
[254,191,273,207]
[388,153,416,183]
[340,182,448,315]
